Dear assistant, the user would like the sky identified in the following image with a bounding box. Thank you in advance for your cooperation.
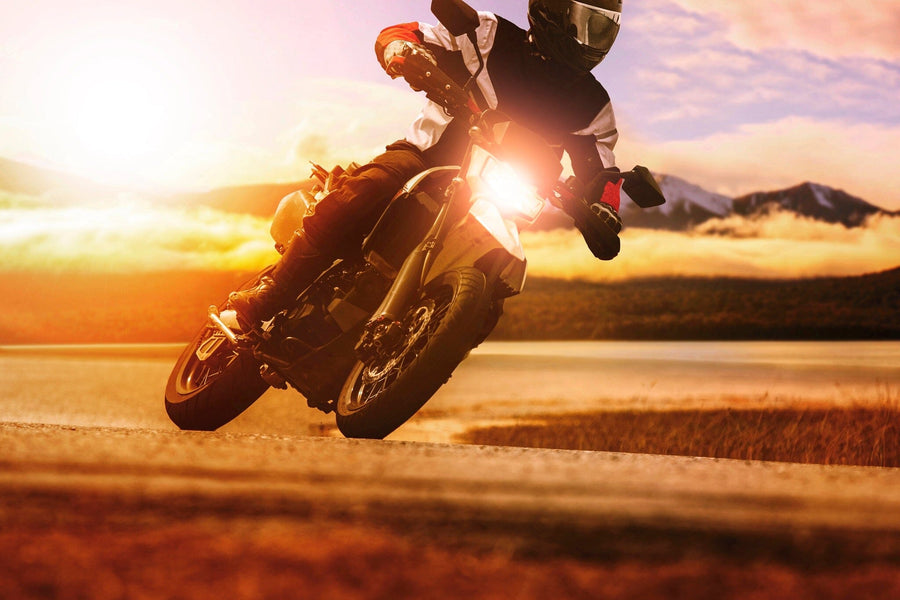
[2,0,899,207]
[1,0,899,280]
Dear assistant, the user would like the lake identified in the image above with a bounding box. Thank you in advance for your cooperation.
[1,341,898,443]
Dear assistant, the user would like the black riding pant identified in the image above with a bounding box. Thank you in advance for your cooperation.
[302,140,428,255]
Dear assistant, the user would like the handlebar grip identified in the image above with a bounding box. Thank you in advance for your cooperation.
[399,50,479,118]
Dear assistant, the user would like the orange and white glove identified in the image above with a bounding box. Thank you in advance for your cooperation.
[382,40,437,78]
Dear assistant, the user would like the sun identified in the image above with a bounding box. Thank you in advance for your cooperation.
[63,53,168,168]
[43,31,194,186]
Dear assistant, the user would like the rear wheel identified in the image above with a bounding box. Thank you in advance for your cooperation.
[165,271,273,431]
[335,267,489,439]
[165,323,269,431]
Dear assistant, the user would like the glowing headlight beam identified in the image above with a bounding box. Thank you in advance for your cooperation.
[479,157,544,222]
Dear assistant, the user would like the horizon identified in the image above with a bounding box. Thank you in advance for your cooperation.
[2,152,896,211]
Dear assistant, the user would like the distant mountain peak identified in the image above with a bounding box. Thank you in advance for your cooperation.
[733,182,883,227]
[653,174,733,216]
[618,173,892,231]
[0,156,120,203]
[620,173,732,230]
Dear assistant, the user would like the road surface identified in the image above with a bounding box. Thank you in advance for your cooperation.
[4,343,900,595]
[3,421,900,564]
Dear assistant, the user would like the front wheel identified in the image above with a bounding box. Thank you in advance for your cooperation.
[335,267,490,439]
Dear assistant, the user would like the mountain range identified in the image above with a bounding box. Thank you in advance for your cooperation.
[1,156,895,231]
[618,174,895,231]
[0,156,112,200]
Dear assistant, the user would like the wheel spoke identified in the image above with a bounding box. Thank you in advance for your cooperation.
[430,301,451,321]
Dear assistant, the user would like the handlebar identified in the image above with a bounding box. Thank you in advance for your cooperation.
[396,49,482,120]
[395,53,603,205]
[395,46,665,210]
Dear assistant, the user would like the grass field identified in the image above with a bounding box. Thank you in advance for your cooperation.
[2,267,898,344]
[463,404,900,467]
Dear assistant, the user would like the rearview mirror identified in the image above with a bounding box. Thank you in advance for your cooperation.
[622,166,666,208]
[431,0,479,36]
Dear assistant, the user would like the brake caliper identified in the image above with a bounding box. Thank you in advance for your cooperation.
[354,316,405,364]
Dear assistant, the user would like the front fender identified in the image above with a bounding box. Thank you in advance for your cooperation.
[424,199,528,297]
[468,198,526,262]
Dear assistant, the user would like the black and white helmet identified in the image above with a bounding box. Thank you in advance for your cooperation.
[528,0,622,71]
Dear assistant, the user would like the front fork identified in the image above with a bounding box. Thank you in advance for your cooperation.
[355,178,464,360]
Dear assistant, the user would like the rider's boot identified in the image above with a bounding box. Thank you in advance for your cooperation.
[228,230,330,330]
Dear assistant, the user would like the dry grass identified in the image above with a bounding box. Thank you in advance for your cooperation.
[464,405,900,467]
[494,269,900,341]
[4,518,900,600]
[2,268,899,344]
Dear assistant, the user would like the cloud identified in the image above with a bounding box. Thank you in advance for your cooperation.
[282,79,425,168]
[615,117,900,211]
[620,1,900,145]
[666,0,900,60]
[0,197,279,272]
[622,29,899,130]
[522,211,900,282]
[0,189,44,210]
[2,190,898,281]
[155,78,427,190]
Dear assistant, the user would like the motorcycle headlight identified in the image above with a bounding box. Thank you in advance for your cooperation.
[479,157,545,222]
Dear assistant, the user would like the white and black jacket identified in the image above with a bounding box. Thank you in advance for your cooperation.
[376,11,619,186]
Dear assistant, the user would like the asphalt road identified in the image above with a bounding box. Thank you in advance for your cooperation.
[4,421,900,564]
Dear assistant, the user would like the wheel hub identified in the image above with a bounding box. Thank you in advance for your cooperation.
[362,300,435,382]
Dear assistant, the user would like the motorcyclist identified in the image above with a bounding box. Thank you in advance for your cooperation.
[230,0,626,330]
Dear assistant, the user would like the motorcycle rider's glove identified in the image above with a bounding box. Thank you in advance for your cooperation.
[560,172,624,261]
[383,40,437,79]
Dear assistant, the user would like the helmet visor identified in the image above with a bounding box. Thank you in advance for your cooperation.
[566,1,621,53]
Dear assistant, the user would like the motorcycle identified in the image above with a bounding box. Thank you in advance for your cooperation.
[164,0,665,439]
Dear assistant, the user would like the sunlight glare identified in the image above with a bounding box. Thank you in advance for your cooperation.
[46,33,194,185]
